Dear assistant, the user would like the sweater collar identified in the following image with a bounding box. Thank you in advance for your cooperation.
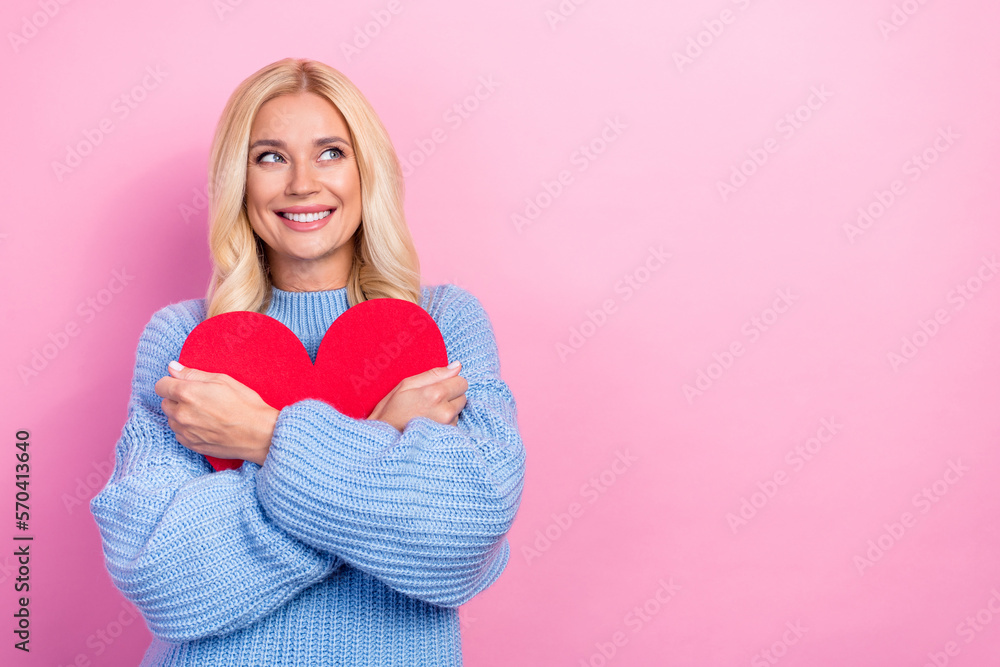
[265,284,351,334]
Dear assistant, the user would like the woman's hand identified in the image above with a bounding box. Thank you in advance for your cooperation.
[367,361,468,432]
[154,360,279,466]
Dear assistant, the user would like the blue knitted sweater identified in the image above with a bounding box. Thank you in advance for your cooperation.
[90,283,526,667]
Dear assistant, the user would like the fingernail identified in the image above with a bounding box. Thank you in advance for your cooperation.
[447,360,461,369]
[169,360,184,372]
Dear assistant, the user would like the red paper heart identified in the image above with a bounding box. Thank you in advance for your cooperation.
[178,298,448,471]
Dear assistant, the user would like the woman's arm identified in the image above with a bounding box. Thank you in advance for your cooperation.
[255,288,527,608]
[89,302,343,644]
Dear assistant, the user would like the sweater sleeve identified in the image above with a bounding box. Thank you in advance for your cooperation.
[89,302,343,644]
[254,288,527,608]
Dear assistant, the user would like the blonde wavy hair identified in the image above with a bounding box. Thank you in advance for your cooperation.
[204,58,421,317]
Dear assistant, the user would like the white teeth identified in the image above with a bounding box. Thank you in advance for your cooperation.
[280,210,333,223]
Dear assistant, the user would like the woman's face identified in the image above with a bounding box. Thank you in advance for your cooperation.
[245,91,363,291]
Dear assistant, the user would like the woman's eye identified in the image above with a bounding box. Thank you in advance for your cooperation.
[256,151,283,164]
[321,147,344,160]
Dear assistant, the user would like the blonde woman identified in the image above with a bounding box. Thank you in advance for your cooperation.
[90,58,526,666]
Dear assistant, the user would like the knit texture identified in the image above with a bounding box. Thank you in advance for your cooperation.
[90,283,526,667]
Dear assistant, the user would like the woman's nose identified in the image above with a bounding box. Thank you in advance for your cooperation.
[286,162,319,195]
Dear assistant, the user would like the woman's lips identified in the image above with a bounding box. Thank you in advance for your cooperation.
[275,208,335,232]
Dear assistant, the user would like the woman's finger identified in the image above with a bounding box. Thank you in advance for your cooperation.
[397,363,462,391]
[154,375,184,401]
[168,361,215,381]
[436,375,469,403]
[160,397,176,415]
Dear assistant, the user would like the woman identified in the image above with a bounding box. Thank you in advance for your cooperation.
[89,57,526,667]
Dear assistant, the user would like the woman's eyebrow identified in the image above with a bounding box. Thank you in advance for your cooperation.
[249,136,352,150]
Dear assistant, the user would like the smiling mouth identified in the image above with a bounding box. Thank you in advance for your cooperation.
[277,209,335,223]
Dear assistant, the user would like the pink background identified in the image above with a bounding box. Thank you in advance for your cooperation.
[2,1,999,665]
